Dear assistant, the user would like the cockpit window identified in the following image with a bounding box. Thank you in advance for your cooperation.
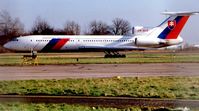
[11,38,19,41]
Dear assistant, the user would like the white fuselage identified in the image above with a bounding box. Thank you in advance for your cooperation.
[4,35,136,51]
[3,35,183,52]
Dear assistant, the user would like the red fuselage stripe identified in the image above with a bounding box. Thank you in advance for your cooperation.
[52,38,70,50]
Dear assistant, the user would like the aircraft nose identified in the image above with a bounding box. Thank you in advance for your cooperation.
[3,43,9,49]
[3,42,12,50]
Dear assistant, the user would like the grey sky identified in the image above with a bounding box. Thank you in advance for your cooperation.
[0,0,199,44]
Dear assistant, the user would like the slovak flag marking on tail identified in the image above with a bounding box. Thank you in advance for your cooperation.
[168,20,176,30]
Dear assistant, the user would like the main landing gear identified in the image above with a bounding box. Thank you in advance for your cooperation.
[104,51,126,58]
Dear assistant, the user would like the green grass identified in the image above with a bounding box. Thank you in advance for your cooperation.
[0,103,180,111]
[1,77,199,99]
[0,51,199,65]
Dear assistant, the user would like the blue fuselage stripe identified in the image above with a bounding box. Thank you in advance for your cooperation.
[41,38,60,51]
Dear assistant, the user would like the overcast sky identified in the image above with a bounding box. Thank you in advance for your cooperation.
[0,0,199,44]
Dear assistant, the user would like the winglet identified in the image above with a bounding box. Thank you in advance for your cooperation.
[162,11,199,16]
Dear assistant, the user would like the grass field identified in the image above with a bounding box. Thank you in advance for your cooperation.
[0,51,199,65]
[1,77,199,99]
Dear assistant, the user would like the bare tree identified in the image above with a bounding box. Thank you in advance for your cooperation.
[0,10,24,45]
[88,20,110,35]
[11,18,24,36]
[53,29,66,35]
[0,11,12,36]
[31,17,54,35]
[0,10,24,36]
[110,18,131,35]
[63,21,80,35]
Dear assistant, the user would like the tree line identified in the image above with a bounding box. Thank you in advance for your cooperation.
[0,10,132,45]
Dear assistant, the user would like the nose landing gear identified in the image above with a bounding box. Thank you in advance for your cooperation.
[21,50,38,65]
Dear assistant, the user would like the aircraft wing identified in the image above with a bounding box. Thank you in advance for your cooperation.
[78,46,146,51]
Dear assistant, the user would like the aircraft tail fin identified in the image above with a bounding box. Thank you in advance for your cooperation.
[157,11,199,39]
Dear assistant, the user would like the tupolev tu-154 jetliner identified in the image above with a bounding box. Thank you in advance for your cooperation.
[3,11,199,57]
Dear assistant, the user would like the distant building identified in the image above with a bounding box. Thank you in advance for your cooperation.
[193,44,199,48]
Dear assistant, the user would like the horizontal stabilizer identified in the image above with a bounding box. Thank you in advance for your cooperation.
[162,11,199,16]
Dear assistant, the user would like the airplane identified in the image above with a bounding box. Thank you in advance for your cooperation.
[3,11,199,58]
